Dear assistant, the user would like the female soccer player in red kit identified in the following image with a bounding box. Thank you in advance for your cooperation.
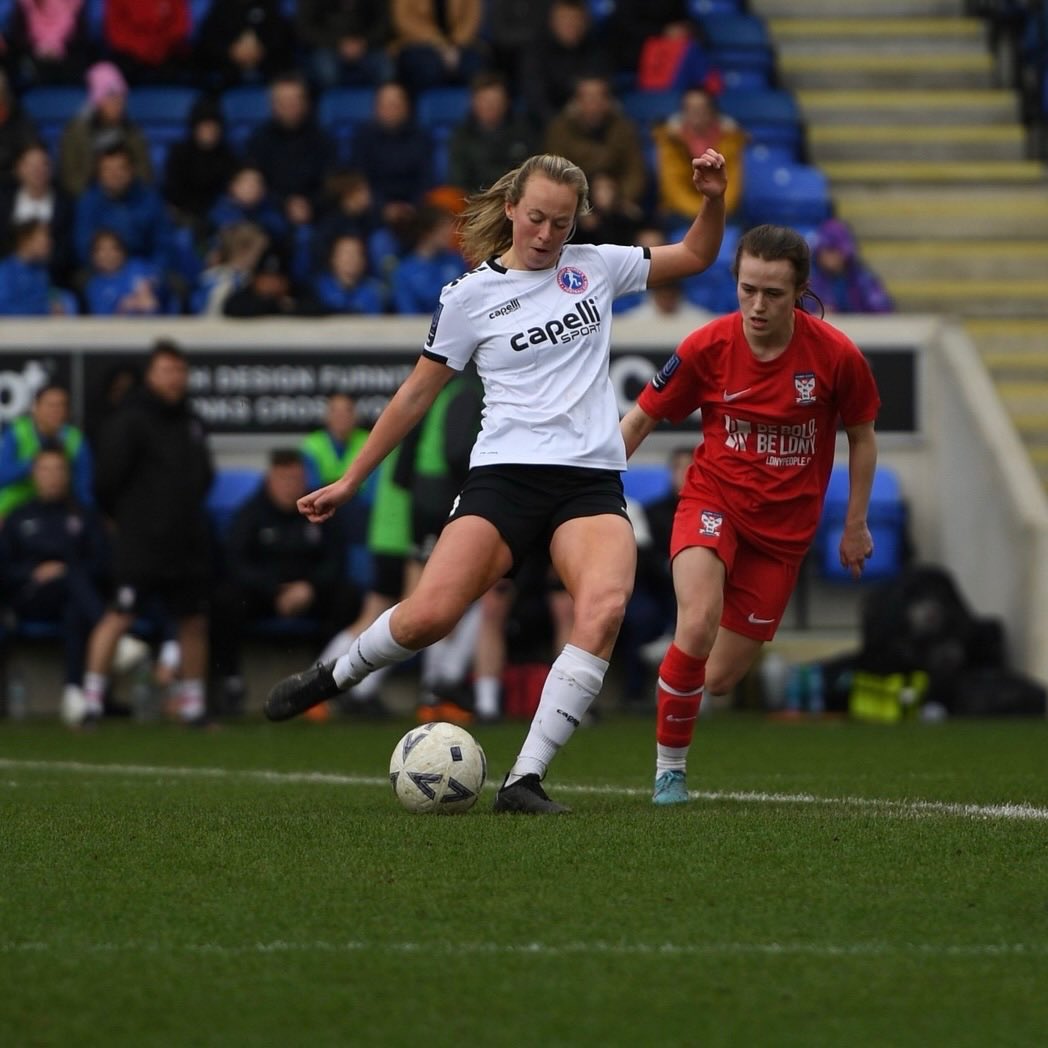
[620,224,881,805]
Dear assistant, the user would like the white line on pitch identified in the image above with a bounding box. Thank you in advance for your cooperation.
[1,757,1046,822]
[1,939,1045,959]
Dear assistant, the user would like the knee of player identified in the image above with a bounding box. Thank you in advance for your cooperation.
[705,664,744,697]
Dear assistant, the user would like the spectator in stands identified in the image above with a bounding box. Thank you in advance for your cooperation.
[222,242,324,317]
[313,169,382,272]
[314,233,386,315]
[349,81,434,221]
[244,72,337,228]
[447,71,535,194]
[484,0,550,96]
[544,76,648,217]
[623,279,711,322]
[208,163,287,244]
[163,96,240,237]
[654,88,746,227]
[808,218,894,315]
[0,382,93,519]
[605,0,705,82]
[73,142,172,271]
[391,205,465,314]
[190,220,269,315]
[209,449,362,715]
[519,0,612,128]
[103,0,192,84]
[83,229,167,316]
[389,0,488,96]
[81,340,214,727]
[4,0,93,87]
[300,393,371,493]
[193,0,294,89]
[0,70,41,188]
[0,219,73,316]
[0,143,76,285]
[573,172,645,248]
[0,445,110,724]
[296,0,393,89]
[58,61,152,196]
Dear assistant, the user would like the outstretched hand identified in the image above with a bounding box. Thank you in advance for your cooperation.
[298,477,355,523]
[692,148,728,200]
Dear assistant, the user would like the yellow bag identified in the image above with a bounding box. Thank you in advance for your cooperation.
[848,671,929,724]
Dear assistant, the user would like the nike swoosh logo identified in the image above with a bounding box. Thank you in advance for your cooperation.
[723,388,751,402]
[747,613,775,624]
[665,714,697,723]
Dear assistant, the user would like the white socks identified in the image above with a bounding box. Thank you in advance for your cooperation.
[332,607,415,689]
[507,644,608,784]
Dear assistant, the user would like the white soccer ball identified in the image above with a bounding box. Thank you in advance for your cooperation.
[389,722,487,814]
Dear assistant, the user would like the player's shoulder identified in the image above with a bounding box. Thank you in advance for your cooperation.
[796,308,861,354]
[678,311,738,355]
[438,257,497,304]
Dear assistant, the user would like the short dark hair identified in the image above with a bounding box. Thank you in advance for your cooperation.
[34,382,69,403]
[149,338,187,367]
[269,448,303,469]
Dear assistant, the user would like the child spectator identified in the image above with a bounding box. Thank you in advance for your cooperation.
[0,219,72,316]
[809,218,894,315]
[83,229,166,316]
[314,234,386,316]
[208,164,287,244]
[0,69,40,185]
[313,169,382,271]
[222,243,324,317]
[58,61,153,196]
[190,221,269,315]
[391,205,465,315]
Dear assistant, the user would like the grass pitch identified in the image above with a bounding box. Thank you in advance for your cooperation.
[1,714,1046,1047]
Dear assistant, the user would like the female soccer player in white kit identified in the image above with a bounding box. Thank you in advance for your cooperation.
[266,150,728,813]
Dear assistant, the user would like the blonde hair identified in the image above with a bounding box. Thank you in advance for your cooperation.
[458,154,591,265]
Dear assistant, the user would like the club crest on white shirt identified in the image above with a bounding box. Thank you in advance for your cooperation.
[557,266,588,294]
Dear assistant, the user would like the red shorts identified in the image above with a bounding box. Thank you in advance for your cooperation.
[670,489,801,642]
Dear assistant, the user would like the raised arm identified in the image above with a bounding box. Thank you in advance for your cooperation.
[646,148,727,287]
[298,355,456,522]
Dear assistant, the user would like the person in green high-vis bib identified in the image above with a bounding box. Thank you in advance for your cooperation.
[0,384,94,521]
[302,393,413,718]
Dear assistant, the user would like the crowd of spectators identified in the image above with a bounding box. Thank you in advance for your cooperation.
[0,0,866,321]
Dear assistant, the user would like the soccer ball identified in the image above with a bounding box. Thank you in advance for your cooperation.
[389,722,487,814]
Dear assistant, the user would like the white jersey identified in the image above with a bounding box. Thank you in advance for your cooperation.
[422,243,651,471]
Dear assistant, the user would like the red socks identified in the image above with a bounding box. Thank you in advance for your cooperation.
[656,643,706,749]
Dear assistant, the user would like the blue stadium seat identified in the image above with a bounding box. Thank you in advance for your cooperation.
[317,86,376,160]
[622,464,672,506]
[220,85,270,149]
[700,14,775,77]
[816,466,907,582]
[742,161,832,228]
[621,90,681,127]
[20,86,84,152]
[688,0,741,15]
[416,86,471,139]
[127,86,201,145]
[206,468,262,536]
[719,88,802,155]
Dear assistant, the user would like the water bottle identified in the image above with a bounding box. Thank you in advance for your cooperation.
[784,664,804,713]
[759,652,789,710]
[6,673,28,720]
[131,663,156,722]
[807,663,825,716]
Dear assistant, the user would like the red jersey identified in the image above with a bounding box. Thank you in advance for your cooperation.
[637,310,881,558]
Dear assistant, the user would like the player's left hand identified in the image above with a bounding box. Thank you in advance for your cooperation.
[692,149,727,199]
[839,522,874,580]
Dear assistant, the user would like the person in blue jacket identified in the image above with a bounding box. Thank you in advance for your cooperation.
[391,205,466,315]
[313,233,386,315]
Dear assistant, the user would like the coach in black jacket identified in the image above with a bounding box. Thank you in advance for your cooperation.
[78,340,215,727]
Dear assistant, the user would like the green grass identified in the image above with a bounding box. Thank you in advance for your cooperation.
[1,715,1047,1047]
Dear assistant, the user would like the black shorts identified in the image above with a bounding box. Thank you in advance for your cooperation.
[371,553,407,600]
[450,464,630,573]
[112,572,210,619]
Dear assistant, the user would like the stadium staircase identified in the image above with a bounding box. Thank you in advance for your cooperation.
[751,0,1048,491]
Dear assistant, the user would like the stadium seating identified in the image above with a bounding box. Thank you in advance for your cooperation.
[621,89,682,128]
[415,86,471,137]
[815,465,908,582]
[698,13,775,78]
[20,85,84,154]
[205,467,261,536]
[317,86,376,161]
[741,161,831,228]
[719,88,802,156]
[219,85,270,150]
[622,464,673,506]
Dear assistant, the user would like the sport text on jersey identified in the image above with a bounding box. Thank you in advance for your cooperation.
[509,297,602,351]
